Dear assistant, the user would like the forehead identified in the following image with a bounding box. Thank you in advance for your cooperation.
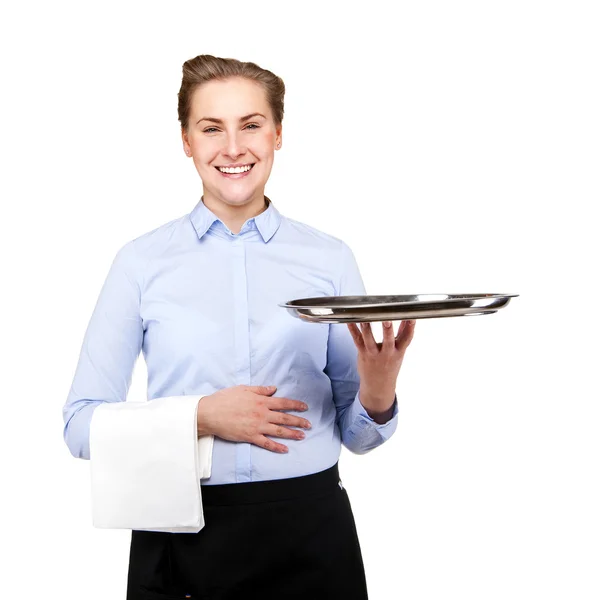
[190,77,270,119]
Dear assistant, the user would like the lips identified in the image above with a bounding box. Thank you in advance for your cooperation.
[215,163,255,172]
[215,163,256,179]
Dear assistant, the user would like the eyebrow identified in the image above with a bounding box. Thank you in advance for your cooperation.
[196,112,267,125]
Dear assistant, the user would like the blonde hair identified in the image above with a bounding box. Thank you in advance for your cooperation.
[177,54,285,132]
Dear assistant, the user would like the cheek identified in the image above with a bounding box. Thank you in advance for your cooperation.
[255,131,275,158]
[192,143,219,164]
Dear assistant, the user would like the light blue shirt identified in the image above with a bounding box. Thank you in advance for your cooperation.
[62,197,399,484]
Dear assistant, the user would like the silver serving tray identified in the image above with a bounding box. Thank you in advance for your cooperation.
[278,293,519,323]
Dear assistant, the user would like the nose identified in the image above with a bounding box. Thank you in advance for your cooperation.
[223,131,245,159]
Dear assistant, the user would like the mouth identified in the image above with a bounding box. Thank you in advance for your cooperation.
[215,163,256,178]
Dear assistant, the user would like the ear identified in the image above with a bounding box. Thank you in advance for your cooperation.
[276,124,283,148]
[181,128,191,156]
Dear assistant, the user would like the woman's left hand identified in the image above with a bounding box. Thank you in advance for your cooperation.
[346,319,416,418]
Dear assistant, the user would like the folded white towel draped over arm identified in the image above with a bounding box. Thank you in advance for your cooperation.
[89,394,214,533]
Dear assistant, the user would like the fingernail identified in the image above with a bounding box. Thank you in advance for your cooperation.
[384,321,392,328]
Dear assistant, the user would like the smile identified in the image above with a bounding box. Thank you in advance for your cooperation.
[215,164,255,174]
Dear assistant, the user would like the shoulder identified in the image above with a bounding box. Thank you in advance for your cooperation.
[114,211,194,262]
[281,214,350,255]
[110,213,192,283]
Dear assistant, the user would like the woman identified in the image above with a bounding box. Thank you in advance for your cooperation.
[63,54,416,599]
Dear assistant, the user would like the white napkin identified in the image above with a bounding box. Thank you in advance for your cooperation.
[89,395,214,533]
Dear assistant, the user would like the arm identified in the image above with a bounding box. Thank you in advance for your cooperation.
[324,241,399,455]
[62,241,144,459]
[62,243,213,531]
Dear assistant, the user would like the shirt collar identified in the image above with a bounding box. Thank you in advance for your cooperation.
[189,195,282,243]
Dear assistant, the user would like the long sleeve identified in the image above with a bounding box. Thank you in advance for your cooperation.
[62,241,144,459]
[324,241,399,455]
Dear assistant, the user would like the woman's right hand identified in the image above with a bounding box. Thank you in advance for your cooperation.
[196,385,312,453]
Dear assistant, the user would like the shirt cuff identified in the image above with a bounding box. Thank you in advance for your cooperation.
[350,390,398,432]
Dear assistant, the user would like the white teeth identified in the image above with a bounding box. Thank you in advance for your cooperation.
[218,164,253,174]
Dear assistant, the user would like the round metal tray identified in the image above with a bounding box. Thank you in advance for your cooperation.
[278,293,519,323]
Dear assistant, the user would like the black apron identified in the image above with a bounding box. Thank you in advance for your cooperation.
[126,462,369,599]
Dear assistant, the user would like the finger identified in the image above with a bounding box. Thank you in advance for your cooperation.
[395,319,415,341]
[360,321,378,352]
[250,385,278,396]
[266,397,309,412]
[382,320,395,352]
[395,319,416,352]
[253,434,289,454]
[262,423,306,441]
[346,322,366,350]
[266,410,312,429]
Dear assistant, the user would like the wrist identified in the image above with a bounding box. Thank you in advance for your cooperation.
[364,404,395,424]
[359,388,396,423]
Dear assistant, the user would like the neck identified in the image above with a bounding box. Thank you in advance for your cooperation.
[202,193,269,234]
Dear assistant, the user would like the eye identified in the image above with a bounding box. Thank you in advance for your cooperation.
[203,124,259,134]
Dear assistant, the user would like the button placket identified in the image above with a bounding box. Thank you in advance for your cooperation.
[232,237,252,482]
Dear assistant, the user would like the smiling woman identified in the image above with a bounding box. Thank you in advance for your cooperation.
[63,53,408,600]
[178,56,284,235]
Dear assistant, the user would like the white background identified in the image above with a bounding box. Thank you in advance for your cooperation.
[2,1,598,599]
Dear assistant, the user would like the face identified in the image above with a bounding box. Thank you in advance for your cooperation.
[182,77,282,210]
